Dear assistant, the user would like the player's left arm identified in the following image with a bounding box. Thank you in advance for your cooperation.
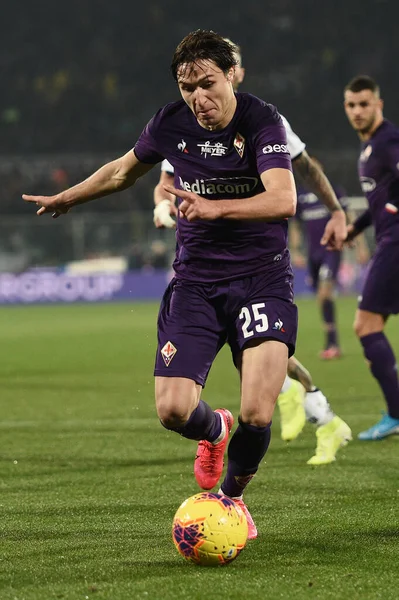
[164,167,296,221]
[292,150,346,250]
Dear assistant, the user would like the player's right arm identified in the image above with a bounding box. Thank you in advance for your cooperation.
[166,167,296,222]
[22,150,154,218]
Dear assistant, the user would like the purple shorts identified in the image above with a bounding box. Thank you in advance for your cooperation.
[308,250,341,291]
[154,265,298,386]
[359,242,399,315]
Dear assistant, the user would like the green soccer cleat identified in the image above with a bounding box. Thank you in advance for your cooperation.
[277,380,306,441]
[307,416,352,465]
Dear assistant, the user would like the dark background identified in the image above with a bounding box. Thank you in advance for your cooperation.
[2,0,398,212]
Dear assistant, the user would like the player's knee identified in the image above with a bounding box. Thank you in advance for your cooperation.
[318,281,333,301]
[240,411,273,428]
[155,380,197,428]
[155,385,195,429]
[157,401,191,429]
[353,318,363,337]
[240,396,276,427]
[353,317,383,338]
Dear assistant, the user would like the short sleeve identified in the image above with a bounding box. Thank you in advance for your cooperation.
[161,159,174,174]
[280,115,306,160]
[133,114,165,165]
[252,106,292,175]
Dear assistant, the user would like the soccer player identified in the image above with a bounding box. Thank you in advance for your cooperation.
[344,75,399,440]
[155,40,351,464]
[23,31,347,540]
[291,164,346,359]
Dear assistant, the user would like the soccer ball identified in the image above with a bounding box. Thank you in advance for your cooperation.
[172,492,248,566]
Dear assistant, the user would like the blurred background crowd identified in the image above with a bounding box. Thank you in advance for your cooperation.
[1,0,396,271]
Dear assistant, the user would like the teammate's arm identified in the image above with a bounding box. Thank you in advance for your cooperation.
[153,170,177,228]
[23,150,154,217]
[287,356,314,392]
[292,150,346,250]
[164,167,296,221]
[292,150,342,213]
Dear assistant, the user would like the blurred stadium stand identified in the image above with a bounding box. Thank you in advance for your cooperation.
[1,0,394,276]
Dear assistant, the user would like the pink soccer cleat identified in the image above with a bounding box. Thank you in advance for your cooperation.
[319,346,342,360]
[194,409,234,490]
[233,498,258,540]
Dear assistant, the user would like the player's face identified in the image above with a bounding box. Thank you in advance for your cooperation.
[344,89,383,136]
[177,60,236,130]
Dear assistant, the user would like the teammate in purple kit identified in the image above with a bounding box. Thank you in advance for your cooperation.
[344,75,399,440]
[292,168,346,359]
[22,31,346,540]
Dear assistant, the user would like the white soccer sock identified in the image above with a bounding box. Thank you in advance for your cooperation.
[304,389,334,426]
[218,487,243,500]
[280,375,293,394]
[212,412,225,445]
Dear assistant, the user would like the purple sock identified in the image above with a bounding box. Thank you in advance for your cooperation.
[321,298,338,348]
[220,419,271,498]
[162,399,221,441]
[360,332,399,419]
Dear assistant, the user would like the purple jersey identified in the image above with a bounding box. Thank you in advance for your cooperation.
[358,119,399,244]
[134,93,292,282]
[295,187,346,257]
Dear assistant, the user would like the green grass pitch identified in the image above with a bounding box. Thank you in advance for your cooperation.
[0,298,398,600]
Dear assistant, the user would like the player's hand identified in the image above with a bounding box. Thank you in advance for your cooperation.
[164,185,221,222]
[22,194,69,219]
[153,199,177,228]
[320,209,346,250]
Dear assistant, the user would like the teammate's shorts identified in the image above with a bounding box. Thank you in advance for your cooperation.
[154,265,298,386]
[359,242,399,315]
[308,250,341,291]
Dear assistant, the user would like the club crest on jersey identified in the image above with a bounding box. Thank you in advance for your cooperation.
[233,132,245,158]
[197,141,228,158]
[161,341,177,366]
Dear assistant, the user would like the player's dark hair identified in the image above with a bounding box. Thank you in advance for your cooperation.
[171,30,238,81]
[344,75,380,95]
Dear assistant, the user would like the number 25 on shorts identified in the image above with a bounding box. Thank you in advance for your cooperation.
[239,303,269,339]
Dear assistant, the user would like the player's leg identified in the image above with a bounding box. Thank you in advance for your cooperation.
[220,338,288,539]
[318,251,341,359]
[282,356,352,463]
[354,309,399,439]
[355,244,399,439]
[277,369,306,442]
[219,281,298,539]
[155,279,233,487]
